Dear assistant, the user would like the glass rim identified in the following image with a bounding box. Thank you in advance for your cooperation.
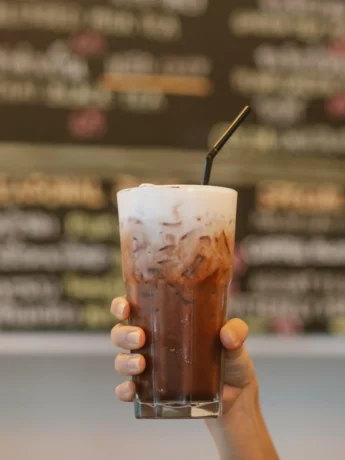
[117,184,238,196]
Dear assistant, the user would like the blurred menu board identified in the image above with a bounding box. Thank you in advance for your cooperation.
[0,175,121,331]
[0,0,213,148]
[232,181,345,335]
[0,0,344,157]
[209,0,345,159]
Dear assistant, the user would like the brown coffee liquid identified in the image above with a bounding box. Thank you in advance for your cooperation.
[121,220,233,407]
[126,273,229,405]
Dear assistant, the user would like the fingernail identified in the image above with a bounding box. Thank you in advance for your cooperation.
[116,383,131,399]
[128,356,141,371]
[122,389,132,398]
[122,382,133,398]
[225,331,239,349]
[113,299,126,317]
[229,334,239,348]
[127,331,140,346]
[124,381,133,394]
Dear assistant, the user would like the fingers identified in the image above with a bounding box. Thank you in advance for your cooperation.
[111,297,145,404]
[111,297,130,321]
[115,381,136,402]
[115,353,146,376]
[111,323,146,350]
[220,318,249,351]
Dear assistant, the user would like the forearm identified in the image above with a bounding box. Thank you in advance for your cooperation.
[206,382,279,460]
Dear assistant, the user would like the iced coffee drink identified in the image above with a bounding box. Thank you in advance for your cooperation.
[117,185,237,419]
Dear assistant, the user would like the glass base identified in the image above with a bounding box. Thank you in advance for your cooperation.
[134,400,221,419]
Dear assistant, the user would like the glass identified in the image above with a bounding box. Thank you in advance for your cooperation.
[117,185,237,419]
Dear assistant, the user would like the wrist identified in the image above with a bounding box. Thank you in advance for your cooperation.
[206,379,277,460]
[221,377,260,425]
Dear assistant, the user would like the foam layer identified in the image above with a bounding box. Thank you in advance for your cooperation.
[117,185,237,239]
[117,185,237,285]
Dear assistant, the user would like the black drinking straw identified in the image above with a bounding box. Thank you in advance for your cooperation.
[202,106,251,185]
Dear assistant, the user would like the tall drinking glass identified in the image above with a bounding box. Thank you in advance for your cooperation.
[117,185,237,419]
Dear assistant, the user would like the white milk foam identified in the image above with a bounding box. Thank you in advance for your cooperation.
[117,185,238,284]
[117,185,237,239]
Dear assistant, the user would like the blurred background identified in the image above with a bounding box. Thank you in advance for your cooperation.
[0,0,345,459]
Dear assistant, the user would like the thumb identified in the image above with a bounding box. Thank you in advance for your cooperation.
[220,319,255,389]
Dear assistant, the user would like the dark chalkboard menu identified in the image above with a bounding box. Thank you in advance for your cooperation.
[0,174,344,334]
[0,0,344,157]
[233,181,345,335]
[0,175,121,330]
